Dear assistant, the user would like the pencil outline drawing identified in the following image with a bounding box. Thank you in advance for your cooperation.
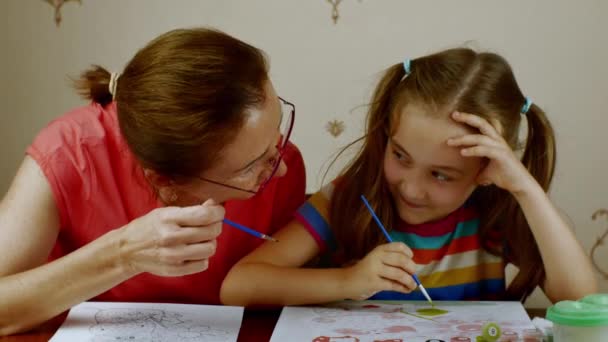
[87,308,234,342]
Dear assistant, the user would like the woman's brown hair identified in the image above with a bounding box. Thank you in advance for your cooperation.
[73,27,269,178]
[329,48,555,302]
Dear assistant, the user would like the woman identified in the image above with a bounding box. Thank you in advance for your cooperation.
[0,27,305,335]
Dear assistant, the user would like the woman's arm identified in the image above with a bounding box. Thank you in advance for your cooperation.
[0,157,222,335]
[0,157,132,334]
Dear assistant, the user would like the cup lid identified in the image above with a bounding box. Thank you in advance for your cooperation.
[547,295,608,327]
[580,293,608,306]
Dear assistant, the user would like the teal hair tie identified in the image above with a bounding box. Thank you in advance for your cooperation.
[403,59,411,75]
[521,97,532,114]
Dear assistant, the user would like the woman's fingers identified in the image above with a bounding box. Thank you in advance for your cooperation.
[157,224,222,247]
[159,240,217,265]
[161,203,225,227]
[164,259,210,276]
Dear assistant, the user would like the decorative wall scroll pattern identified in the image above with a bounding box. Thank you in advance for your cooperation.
[326,0,343,24]
[326,119,346,137]
[44,0,81,27]
[326,0,362,24]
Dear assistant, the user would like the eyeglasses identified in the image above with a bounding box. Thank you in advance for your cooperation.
[196,96,295,194]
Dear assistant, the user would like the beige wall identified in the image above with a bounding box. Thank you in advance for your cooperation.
[1,0,607,307]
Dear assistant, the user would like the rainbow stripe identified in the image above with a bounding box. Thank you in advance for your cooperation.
[295,185,506,301]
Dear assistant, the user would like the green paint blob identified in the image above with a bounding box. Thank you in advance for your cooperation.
[415,308,448,316]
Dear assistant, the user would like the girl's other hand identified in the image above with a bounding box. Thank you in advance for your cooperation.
[447,111,537,195]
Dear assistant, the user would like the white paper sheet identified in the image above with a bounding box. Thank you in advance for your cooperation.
[49,301,244,342]
[271,301,537,342]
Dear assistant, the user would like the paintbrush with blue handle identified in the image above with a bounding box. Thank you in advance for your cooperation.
[223,218,278,242]
[360,194,434,306]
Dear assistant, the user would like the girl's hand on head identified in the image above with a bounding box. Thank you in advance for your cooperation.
[343,242,418,300]
[447,111,536,195]
[117,199,224,277]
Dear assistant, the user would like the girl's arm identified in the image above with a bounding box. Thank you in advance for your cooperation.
[448,111,597,302]
[514,181,597,301]
[220,220,417,307]
[220,221,350,306]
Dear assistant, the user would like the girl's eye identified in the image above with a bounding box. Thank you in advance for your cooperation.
[432,171,451,182]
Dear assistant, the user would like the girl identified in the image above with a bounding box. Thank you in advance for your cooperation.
[220,48,596,306]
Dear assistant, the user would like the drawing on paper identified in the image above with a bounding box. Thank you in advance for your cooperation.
[270,301,536,342]
[88,308,232,341]
[49,302,243,342]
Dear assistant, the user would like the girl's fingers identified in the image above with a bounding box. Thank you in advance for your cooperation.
[378,265,417,290]
[452,112,502,140]
[354,291,377,300]
[381,242,414,258]
[381,252,417,274]
[382,278,414,293]
[447,134,503,149]
[460,145,501,159]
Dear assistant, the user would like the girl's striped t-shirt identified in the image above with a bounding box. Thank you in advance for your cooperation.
[295,182,506,301]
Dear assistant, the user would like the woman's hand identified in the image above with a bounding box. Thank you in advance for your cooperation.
[342,242,417,300]
[117,199,224,277]
[447,111,536,195]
